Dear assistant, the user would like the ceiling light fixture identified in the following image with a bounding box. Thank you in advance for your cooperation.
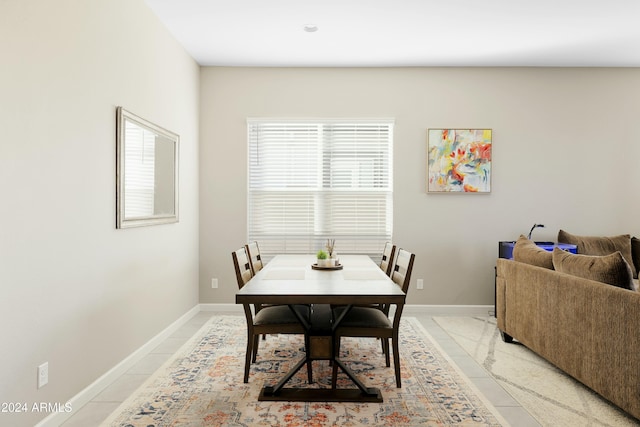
[303,24,318,33]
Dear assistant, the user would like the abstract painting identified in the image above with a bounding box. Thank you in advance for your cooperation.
[427,129,492,193]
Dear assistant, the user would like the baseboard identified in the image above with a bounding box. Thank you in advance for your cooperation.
[402,304,494,317]
[36,305,201,427]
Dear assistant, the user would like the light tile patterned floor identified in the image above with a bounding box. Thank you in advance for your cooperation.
[61,311,540,427]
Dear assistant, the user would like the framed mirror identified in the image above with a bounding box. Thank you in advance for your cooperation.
[116,107,179,228]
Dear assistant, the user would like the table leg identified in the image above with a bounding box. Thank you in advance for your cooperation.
[331,358,381,399]
[263,357,309,396]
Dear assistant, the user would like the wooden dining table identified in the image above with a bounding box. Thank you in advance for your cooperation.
[235,254,406,402]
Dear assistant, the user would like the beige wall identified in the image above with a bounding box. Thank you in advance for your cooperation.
[0,1,199,425]
[200,66,640,305]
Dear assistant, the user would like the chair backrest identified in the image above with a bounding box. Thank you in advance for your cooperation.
[245,241,264,274]
[391,248,415,294]
[232,247,253,289]
[380,242,396,276]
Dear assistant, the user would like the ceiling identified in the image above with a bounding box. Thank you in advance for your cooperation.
[144,0,640,67]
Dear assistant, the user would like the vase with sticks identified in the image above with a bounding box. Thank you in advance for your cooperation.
[326,239,337,266]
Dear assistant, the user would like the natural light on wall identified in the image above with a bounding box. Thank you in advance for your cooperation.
[247,118,394,258]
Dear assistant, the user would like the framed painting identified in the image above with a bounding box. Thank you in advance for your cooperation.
[427,129,492,193]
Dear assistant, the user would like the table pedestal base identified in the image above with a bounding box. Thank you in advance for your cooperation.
[259,386,382,402]
[258,304,385,403]
[258,354,383,402]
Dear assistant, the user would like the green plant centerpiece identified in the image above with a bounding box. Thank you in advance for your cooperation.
[316,249,329,267]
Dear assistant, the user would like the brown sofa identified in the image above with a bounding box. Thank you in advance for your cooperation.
[496,234,640,420]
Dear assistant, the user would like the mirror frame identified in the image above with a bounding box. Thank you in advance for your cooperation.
[116,107,179,228]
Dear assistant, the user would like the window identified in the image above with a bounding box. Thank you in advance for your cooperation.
[247,119,393,258]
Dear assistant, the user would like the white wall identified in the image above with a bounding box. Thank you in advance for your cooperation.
[199,66,640,306]
[0,1,199,425]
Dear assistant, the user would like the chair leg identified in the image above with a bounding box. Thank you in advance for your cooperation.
[383,338,390,367]
[244,331,254,383]
[299,333,312,384]
[331,336,340,389]
[392,335,401,388]
[307,360,313,384]
[252,334,260,362]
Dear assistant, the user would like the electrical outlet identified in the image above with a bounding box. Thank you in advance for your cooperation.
[38,362,48,388]
[416,279,424,290]
[211,278,218,289]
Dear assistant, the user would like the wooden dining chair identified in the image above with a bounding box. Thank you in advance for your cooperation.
[332,248,415,388]
[380,242,396,276]
[232,247,311,383]
[232,247,253,290]
[388,248,415,300]
[245,241,264,274]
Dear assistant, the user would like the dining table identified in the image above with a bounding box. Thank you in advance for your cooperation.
[235,254,406,403]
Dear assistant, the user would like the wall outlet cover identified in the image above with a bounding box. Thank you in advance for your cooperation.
[38,362,48,388]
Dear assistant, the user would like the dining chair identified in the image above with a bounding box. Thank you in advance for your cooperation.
[232,247,253,289]
[380,242,396,277]
[245,241,264,274]
[332,248,415,388]
[232,247,311,383]
[389,248,415,298]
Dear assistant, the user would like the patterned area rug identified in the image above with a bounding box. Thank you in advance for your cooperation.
[433,316,640,427]
[102,315,508,426]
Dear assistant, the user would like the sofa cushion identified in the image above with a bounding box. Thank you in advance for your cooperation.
[552,247,634,290]
[512,235,554,269]
[557,230,636,279]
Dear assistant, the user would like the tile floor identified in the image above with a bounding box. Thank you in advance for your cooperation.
[61,311,540,427]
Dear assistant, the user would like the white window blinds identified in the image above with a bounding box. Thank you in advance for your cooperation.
[124,121,156,218]
[247,119,393,258]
